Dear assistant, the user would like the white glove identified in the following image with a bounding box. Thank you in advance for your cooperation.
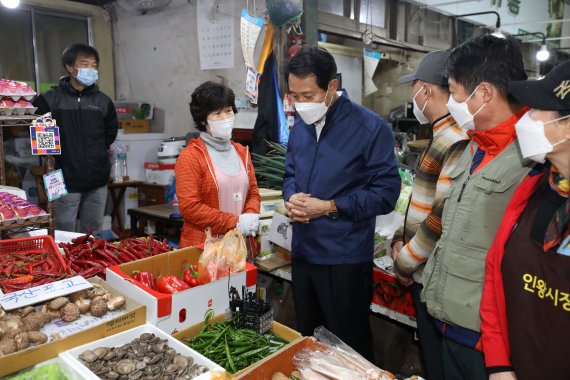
[236,213,260,237]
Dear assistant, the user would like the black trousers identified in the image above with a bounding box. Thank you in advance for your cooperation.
[291,260,374,361]
[442,337,487,380]
[410,282,444,380]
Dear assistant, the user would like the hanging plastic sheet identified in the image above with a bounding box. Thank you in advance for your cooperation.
[273,66,289,146]
[363,49,382,97]
[266,0,303,27]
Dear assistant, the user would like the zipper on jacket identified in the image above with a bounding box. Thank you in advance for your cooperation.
[457,176,470,202]
[305,126,320,193]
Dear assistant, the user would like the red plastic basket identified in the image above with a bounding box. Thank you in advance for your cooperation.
[0,235,71,275]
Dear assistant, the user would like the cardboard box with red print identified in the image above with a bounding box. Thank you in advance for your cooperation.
[372,267,416,319]
[106,247,257,334]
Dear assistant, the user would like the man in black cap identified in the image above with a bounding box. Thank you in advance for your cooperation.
[392,50,469,380]
[481,60,570,380]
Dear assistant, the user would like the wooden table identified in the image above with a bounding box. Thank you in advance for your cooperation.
[128,203,183,237]
[108,180,143,237]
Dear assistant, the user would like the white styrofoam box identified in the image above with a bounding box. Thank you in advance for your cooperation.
[120,186,138,227]
[114,131,166,181]
[59,323,222,380]
[144,162,175,185]
[268,212,292,251]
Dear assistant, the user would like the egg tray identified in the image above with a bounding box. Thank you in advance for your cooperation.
[0,213,49,227]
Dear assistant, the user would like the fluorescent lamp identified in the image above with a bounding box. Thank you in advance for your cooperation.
[1,0,19,8]
[536,45,550,62]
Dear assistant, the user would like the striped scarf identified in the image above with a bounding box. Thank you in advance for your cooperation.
[544,166,569,251]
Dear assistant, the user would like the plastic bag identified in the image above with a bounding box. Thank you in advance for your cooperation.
[197,229,247,284]
[292,328,396,380]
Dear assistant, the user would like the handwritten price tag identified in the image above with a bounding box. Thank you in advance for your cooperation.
[0,276,93,311]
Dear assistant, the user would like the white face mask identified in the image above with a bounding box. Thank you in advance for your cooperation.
[515,111,569,163]
[446,85,487,130]
[294,87,332,125]
[412,85,430,125]
[207,116,235,140]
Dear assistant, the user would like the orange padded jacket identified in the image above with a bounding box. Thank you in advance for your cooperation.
[175,137,260,248]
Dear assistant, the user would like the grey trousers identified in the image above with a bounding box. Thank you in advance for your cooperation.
[55,185,108,235]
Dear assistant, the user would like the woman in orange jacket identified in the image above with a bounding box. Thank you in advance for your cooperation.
[175,81,260,248]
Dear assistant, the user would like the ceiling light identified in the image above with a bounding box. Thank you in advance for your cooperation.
[536,45,550,61]
[491,29,506,38]
[0,0,19,8]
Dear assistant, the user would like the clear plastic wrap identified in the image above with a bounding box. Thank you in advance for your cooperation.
[291,327,396,380]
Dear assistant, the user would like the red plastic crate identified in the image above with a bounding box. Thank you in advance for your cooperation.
[0,236,71,276]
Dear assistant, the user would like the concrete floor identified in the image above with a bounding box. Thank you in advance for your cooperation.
[266,276,426,379]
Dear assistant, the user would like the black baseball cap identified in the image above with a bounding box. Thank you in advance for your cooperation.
[509,60,570,111]
[398,50,450,86]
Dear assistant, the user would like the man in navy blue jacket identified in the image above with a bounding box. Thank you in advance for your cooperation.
[283,46,400,360]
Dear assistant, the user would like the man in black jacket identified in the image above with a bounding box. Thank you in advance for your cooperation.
[34,43,118,234]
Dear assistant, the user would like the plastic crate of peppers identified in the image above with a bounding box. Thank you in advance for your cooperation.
[0,236,71,293]
[58,231,172,279]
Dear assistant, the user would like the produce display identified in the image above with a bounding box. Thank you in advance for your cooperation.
[0,283,125,356]
[0,79,37,116]
[77,332,210,379]
[182,318,289,374]
[156,275,190,294]
[59,233,171,279]
[131,264,200,294]
[0,192,47,224]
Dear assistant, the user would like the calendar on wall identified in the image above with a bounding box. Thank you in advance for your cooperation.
[197,0,235,70]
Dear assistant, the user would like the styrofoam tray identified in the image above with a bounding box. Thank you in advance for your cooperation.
[59,323,223,380]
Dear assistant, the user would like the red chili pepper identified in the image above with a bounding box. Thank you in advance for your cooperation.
[1,275,34,286]
[132,271,157,290]
[182,265,200,288]
[156,275,189,294]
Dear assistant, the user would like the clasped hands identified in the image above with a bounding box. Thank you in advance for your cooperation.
[286,193,330,224]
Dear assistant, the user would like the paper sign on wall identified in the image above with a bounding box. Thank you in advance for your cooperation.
[363,49,382,97]
[197,0,235,70]
[43,169,68,201]
[245,65,260,104]
[0,276,93,311]
[240,9,264,68]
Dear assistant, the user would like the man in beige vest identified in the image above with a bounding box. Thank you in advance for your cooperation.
[420,35,534,379]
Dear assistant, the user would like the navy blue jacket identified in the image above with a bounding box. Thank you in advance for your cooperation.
[283,94,400,265]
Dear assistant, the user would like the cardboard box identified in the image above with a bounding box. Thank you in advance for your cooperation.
[60,323,222,380]
[106,247,258,334]
[144,162,175,185]
[268,212,292,251]
[172,313,302,376]
[114,101,154,120]
[118,119,150,133]
[372,267,416,318]
[237,337,325,379]
[0,277,146,377]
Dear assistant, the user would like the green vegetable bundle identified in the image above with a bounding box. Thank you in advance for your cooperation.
[182,319,289,373]
[252,141,287,190]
